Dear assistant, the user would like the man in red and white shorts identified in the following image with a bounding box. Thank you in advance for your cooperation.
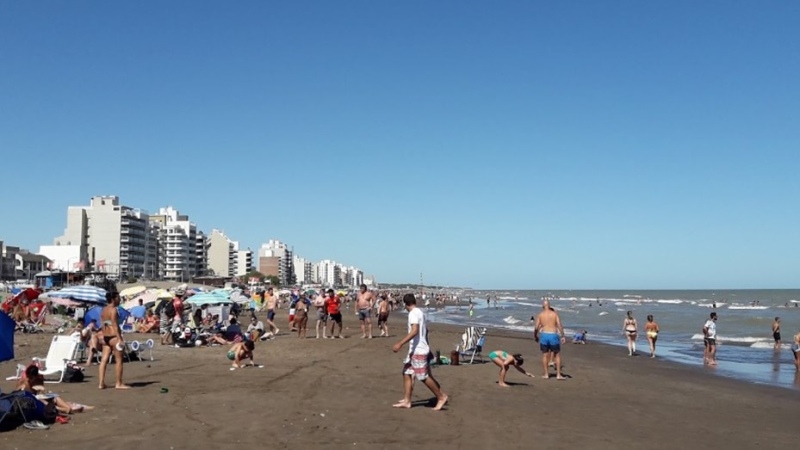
[391,294,448,411]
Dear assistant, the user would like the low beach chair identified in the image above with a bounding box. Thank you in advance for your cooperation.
[456,327,487,364]
[31,335,80,383]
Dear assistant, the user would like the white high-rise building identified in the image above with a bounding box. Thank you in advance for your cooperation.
[236,249,254,277]
[52,196,153,278]
[293,255,312,285]
[149,207,197,281]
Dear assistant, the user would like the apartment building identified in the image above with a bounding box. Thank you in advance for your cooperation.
[258,240,295,286]
[50,196,153,278]
[207,229,236,277]
[149,207,198,280]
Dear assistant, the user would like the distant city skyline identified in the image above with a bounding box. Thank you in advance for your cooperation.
[1,2,798,289]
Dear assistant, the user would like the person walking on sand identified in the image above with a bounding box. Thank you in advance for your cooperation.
[392,294,448,410]
[623,311,638,356]
[261,287,279,336]
[377,294,390,337]
[703,312,718,366]
[488,350,534,387]
[356,284,375,339]
[644,315,659,358]
[772,317,781,351]
[534,300,566,380]
[98,291,130,390]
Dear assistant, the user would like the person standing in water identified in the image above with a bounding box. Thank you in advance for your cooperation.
[772,317,781,351]
[644,315,659,358]
[623,311,638,356]
[792,331,800,371]
[703,312,718,366]
[98,292,130,390]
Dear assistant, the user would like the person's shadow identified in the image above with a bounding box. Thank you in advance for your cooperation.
[129,381,159,388]
[495,381,530,386]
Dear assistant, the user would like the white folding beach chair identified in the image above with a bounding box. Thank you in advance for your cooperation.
[129,339,155,361]
[32,335,80,383]
[456,327,487,364]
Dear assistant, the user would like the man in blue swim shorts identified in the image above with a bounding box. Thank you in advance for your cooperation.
[534,300,567,380]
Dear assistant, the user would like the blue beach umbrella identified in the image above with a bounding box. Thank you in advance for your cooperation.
[83,305,130,327]
[0,313,14,362]
[51,285,108,305]
[185,292,231,307]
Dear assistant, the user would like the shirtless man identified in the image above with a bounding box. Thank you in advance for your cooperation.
[356,284,375,339]
[377,294,390,337]
[261,287,279,335]
[534,300,566,380]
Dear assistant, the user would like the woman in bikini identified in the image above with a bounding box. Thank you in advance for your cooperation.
[644,314,660,358]
[488,350,534,387]
[98,291,130,389]
[623,311,638,356]
[294,295,310,338]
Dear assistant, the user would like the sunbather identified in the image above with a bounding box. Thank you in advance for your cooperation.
[17,365,94,414]
[138,310,159,333]
[227,340,256,369]
[98,292,130,389]
[488,350,534,387]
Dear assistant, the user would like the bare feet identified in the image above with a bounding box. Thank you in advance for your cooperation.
[708,361,717,366]
[542,373,550,379]
[115,384,131,390]
[433,394,448,411]
[392,401,411,409]
[556,376,567,380]
[98,384,107,390]
[498,382,510,387]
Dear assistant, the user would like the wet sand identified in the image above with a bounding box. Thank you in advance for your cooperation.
[2,316,798,449]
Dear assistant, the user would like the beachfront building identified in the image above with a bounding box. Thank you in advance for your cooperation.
[149,207,198,281]
[206,229,237,277]
[50,196,153,278]
[258,240,295,286]
[342,266,364,288]
[195,230,208,277]
[236,249,254,277]
[37,244,82,273]
[313,260,342,287]
[293,255,312,285]
[1,241,50,281]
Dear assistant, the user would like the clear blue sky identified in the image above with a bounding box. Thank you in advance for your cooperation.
[1,1,798,289]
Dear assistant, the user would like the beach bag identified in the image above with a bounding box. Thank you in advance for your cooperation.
[164,301,176,318]
[63,363,85,383]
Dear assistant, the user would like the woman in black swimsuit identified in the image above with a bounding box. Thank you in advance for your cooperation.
[98,291,130,390]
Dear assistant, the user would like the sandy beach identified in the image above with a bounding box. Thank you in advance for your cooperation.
[2,317,798,450]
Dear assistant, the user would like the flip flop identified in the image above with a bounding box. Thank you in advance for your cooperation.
[56,415,70,424]
[23,420,50,430]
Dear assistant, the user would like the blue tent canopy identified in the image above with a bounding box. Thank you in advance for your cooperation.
[0,313,14,362]
[83,306,130,327]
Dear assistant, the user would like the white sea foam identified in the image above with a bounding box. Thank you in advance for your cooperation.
[727,306,769,310]
[749,342,791,349]
[690,334,770,343]
[504,316,522,325]
[599,312,609,316]
[657,299,683,304]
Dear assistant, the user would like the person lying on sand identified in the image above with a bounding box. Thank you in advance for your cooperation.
[488,351,534,387]
[18,365,94,414]
[228,340,256,369]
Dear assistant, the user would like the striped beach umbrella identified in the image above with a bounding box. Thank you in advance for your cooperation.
[185,292,231,306]
[50,285,108,305]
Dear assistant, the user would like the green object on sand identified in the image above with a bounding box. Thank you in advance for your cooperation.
[160,387,169,393]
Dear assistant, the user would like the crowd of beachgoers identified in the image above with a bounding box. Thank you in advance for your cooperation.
[3,283,800,432]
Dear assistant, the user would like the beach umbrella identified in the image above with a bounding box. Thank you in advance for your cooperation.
[49,297,82,307]
[50,285,108,305]
[305,289,318,296]
[83,305,130,327]
[119,285,147,299]
[185,292,231,306]
[123,289,171,309]
[12,288,42,304]
[0,313,14,362]
[130,305,147,319]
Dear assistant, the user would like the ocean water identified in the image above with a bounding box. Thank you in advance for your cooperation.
[423,289,800,390]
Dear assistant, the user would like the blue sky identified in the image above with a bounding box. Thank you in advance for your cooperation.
[1,1,798,289]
